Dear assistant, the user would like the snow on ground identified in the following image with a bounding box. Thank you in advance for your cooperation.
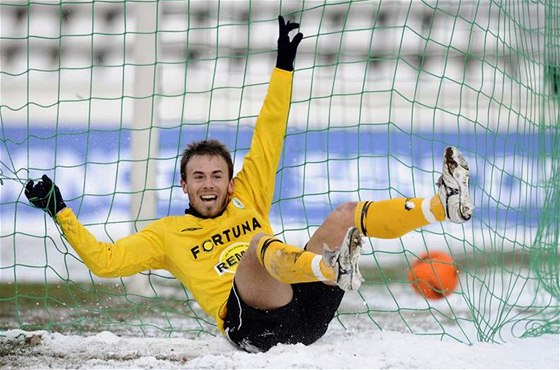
[1,327,558,369]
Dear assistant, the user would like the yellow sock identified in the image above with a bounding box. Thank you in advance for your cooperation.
[256,237,336,284]
[354,196,445,239]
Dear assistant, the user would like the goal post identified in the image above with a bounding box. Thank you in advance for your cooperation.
[0,0,558,343]
[130,0,159,231]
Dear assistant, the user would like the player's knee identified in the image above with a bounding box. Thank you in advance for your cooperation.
[238,233,268,269]
[332,201,358,223]
[249,232,267,246]
[248,233,268,255]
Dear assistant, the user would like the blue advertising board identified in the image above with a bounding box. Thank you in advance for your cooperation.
[0,125,548,227]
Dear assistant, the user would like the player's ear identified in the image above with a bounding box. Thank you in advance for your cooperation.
[181,179,188,194]
[227,179,234,195]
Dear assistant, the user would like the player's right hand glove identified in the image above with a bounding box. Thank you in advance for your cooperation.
[276,15,303,71]
[25,174,67,218]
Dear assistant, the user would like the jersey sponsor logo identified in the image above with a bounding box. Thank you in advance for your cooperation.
[232,197,244,209]
[214,242,249,276]
[190,217,262,259]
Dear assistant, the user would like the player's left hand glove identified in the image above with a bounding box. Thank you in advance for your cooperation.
[25,174,67,218]
[276,15,303,71]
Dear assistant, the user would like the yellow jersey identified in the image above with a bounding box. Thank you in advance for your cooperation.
[56,68,293,332]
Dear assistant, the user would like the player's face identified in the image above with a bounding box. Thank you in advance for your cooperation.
[181,154,234,218]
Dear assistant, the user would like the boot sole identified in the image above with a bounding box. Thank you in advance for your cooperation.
[444,147,474,221]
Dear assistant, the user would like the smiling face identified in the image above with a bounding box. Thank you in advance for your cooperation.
[181,154,234,218]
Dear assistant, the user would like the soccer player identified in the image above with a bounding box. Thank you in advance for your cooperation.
[25,16,474,353]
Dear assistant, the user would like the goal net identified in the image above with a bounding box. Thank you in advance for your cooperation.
[1,0,558,343]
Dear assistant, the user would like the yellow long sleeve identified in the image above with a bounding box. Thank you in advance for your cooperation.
[56,207,166,277]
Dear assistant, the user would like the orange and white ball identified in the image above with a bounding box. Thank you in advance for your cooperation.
[408,251,458,299]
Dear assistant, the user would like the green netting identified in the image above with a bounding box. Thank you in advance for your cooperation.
[1,0,558,345]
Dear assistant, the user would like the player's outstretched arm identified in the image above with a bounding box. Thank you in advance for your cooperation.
[24,174,166,278]
[233,16,303,216]
[25,174,66,218]
[276,15,303,71]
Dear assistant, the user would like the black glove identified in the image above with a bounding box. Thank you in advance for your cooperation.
[276,15,303,71]
[25,174,66,217]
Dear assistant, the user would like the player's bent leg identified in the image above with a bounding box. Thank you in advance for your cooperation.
[227,234,347,352]
[234,233,293,310]
[437,146,474,223]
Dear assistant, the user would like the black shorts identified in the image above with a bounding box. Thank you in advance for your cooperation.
[223,281,345,352]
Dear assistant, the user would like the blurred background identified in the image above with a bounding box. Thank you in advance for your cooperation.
[1,0,557,343]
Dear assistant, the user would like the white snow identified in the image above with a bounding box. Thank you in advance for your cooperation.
[1,327,558,369]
